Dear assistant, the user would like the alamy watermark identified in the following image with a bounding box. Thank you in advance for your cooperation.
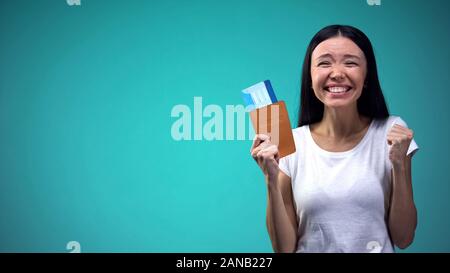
[66,0,81,6]
[170,97,280,142]
[66,241,81,253]
[367,0,381,6]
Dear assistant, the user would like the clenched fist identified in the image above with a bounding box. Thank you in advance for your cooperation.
[387,124,414,167]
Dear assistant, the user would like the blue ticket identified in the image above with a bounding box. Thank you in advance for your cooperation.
[242,80,278,111]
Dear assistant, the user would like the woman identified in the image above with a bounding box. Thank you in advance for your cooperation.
[250,25,419,253]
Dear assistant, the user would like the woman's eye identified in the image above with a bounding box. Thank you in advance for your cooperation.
[345,62,358,66]
[318,62,331,66]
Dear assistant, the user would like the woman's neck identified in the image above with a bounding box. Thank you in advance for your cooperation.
[312,105,369,140]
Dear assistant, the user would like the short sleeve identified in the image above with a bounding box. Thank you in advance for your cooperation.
[278,155,291,177]
[392,117,419,157]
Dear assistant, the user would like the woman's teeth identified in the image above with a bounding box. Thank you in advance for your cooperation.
[325,87,351,93]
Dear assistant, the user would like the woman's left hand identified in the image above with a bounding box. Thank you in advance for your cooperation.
[387,124,414,167]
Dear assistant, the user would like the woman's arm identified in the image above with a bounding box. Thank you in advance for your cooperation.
[266,171,298,253]
[250,134,298,253]
[388,155,417,249]
[387,124,417,249]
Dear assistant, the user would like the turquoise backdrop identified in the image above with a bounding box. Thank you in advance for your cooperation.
[1,0,449,252]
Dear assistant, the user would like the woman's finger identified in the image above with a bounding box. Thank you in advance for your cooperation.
[256,145,278,159]
[388,132,411,142]
[390,125,413,136]
[250,134,271,152]
[251,141,271,158]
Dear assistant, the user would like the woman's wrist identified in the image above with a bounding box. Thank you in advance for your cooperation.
[266,174,279,190]
[392,159,407,172]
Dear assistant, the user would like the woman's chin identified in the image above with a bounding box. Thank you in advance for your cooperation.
[323,100,355,108]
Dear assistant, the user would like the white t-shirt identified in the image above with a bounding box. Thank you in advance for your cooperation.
[278,116,419,253]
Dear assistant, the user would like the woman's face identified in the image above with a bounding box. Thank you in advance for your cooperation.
[310,36,367,109]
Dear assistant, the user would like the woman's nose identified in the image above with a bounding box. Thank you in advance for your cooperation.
[330,70,345,81]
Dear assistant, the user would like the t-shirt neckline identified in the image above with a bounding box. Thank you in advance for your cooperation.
[306,119,374,157]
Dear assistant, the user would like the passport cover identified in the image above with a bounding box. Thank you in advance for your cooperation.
[249,100,296,158]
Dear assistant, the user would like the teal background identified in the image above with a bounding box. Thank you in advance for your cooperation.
[0,0,449,252]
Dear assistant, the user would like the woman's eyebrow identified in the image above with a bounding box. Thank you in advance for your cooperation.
[316,53,361,60]
[343,54,361,59]
[316,53,334,60]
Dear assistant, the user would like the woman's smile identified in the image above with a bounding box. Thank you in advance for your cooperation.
[323,84,353,99]
[324,85,353,93]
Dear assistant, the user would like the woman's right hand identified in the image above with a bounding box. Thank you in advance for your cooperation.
[250,134,280,183]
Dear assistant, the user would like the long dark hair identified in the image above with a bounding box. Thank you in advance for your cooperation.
[298,25,389,127]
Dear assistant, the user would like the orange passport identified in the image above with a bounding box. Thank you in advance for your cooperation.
[249,101,296,158]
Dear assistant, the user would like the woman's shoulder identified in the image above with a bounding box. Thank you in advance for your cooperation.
[292,124,309,137]
[285,125,309,151]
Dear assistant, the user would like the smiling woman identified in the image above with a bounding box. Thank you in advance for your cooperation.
[249,25,419,253]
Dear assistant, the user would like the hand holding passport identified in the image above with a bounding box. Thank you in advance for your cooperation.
[242,80,296,158]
